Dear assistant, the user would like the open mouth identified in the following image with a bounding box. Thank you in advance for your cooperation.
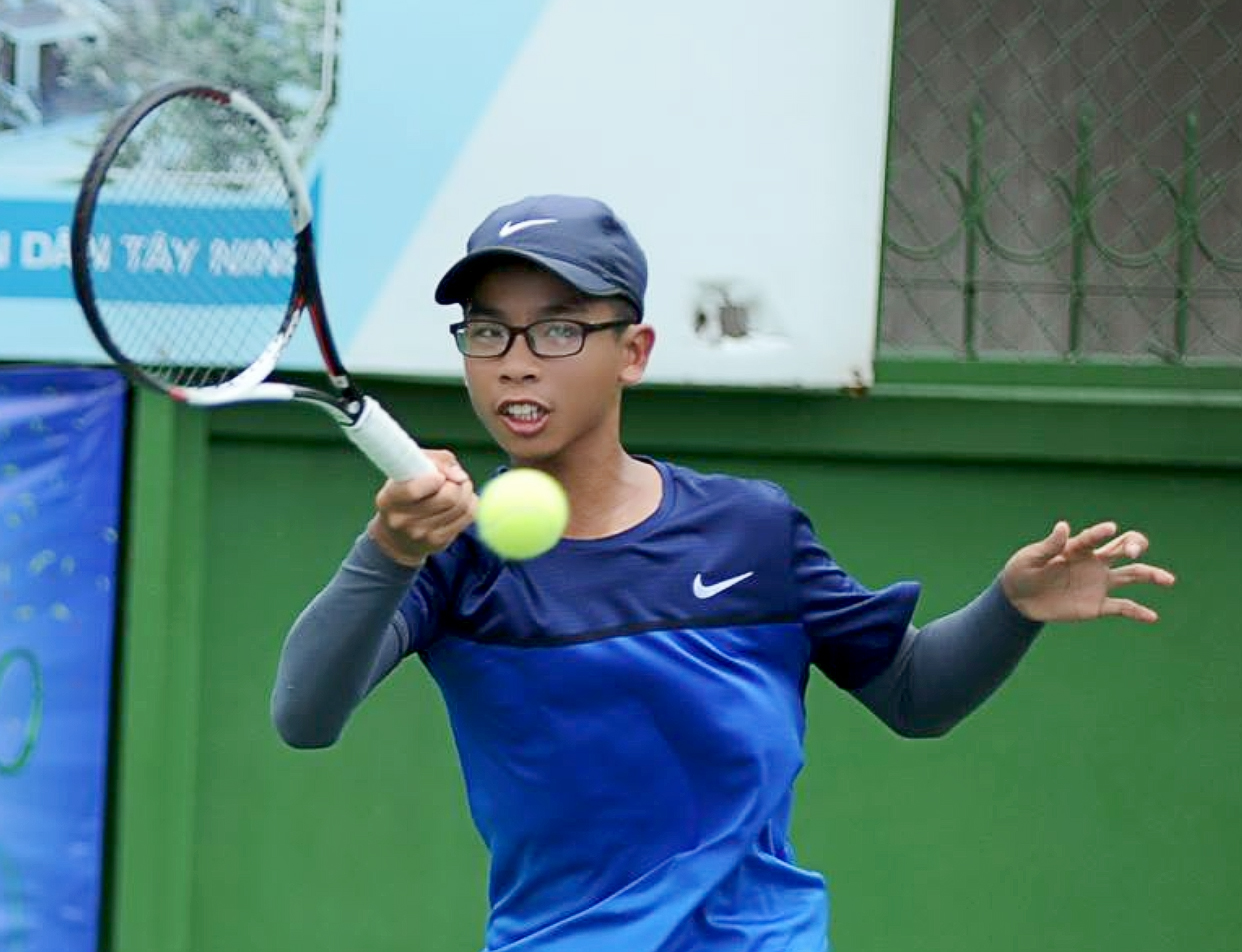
[498,400,549,435]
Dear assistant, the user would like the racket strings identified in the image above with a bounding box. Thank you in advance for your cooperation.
[86,94,299,391]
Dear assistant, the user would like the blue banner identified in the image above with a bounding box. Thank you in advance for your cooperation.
[89,203,294,304]
[0,367,126,952]
[0,202,77,301]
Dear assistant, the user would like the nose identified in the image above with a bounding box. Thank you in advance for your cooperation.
[498,330,541,382]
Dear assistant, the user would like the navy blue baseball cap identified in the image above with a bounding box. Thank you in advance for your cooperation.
[434,195,648,317]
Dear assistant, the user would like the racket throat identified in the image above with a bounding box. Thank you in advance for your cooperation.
[336,390,366,420]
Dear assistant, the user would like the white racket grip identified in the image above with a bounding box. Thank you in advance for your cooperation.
[343,397,436,480]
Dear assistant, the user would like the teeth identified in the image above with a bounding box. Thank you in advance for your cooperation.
[502,403,543,420]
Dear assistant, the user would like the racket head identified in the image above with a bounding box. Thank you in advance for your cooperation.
[70,81,315,401]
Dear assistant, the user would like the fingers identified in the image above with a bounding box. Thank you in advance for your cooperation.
[1109,562,1177,588]
[1100,596,1160,624]
[1103,556,1175,625]
[1094,529,1149,562]
[426,448,470,484]
[377,473,476,526]
[1062,521,1118,558]
[369,448,478,564]
[1031,519,1124,563]
[369,480,476,564]
[376,468,441,509]
[1064,523,1163,567]
[376,449,475,505]
[1028,520,1071,563]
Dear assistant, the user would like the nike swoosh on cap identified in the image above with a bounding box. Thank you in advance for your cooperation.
[498,218,558,239]
[692,571,755,600]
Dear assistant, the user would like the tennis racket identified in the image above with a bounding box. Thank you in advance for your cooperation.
[70,80,433,481]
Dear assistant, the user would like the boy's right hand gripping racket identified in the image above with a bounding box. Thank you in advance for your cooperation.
[69,80,433,481]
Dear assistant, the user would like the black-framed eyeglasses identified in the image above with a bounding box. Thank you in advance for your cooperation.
[449,318,636,358]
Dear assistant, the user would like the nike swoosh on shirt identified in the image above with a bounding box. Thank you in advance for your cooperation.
[498,218,558,238]
[692,571,755,600]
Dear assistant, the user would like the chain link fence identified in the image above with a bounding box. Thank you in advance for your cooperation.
[880,0,1242,363]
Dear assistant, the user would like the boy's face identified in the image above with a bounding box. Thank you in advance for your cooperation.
[460,260,652,466]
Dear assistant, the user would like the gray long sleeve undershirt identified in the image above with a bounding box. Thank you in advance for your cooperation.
[271,534,1042,749]
[850,581,1042,737]
[272,534,418,748]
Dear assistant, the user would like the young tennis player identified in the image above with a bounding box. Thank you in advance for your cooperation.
[272,195,1175,952]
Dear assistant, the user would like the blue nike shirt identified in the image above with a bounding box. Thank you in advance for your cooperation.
[397,460,920,952]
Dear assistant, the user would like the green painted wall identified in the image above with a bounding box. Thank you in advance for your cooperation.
[108,370,1239,952]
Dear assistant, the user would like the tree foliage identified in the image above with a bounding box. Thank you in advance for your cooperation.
[66,0,338,140]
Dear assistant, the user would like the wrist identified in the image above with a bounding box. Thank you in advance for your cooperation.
[991,574,1045,629]
[366,517,428,569]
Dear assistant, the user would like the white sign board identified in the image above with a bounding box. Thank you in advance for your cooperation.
[0,0,896,390]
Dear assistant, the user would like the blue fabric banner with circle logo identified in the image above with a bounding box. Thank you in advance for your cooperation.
[0,366,126,952]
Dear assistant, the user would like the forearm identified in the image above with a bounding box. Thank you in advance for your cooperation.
[851,579,1042,738]
[271,532,419,748]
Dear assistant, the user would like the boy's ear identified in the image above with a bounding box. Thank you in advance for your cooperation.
[619,324,656,387]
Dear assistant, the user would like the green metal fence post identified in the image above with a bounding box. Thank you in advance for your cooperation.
[1068,103,1095,359]
[963,104,984,360]
[1174,111,1200,360]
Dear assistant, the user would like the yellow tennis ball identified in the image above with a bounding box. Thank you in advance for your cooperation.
[476,468,570,561]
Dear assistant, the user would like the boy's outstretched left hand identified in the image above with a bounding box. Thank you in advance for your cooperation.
[1000,521,1176,624]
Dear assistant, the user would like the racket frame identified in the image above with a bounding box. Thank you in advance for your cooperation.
[70,80,434,478]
